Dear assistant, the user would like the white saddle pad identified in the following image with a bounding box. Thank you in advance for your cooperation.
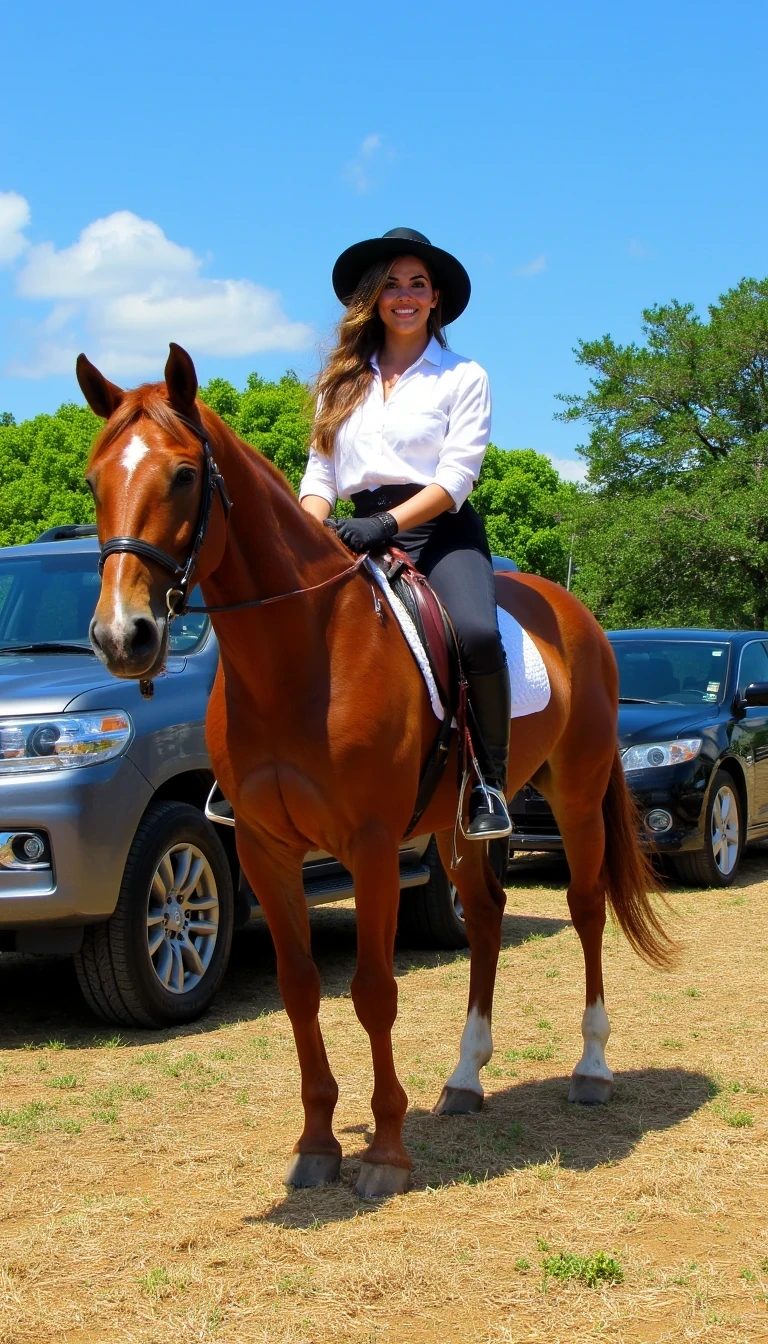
[366,559,551,723]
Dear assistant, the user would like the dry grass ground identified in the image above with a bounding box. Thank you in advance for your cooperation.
[0,849,767,1344]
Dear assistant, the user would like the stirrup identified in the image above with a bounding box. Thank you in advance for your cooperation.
[465,780,512,840]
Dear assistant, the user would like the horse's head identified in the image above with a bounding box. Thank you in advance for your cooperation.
[78,343,228,679]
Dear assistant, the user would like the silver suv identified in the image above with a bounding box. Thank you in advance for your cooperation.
[0,531,467,1028]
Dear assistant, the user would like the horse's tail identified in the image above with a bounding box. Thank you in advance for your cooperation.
[601,749,677,967]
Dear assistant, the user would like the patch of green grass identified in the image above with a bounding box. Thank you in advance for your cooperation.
[741,1268,757,1283]
[406,1074,427,1091]
[725,1110,754,1128]
[504,1044,555,1063]
[0,1100,80,1138]
[456,1170,488,1186]
[545,968,560,978]
[94,1034,122,1048]
[536,1236,550,1252]
[44,1039,67,1052]
[275,1267,314,1296]
[47,1074,82,1090]
[138,1267,177,1298]
[537,1019,553,1030]
[514,1257,531,1272]
[251,1035,271,1060]
[685,987,702,998]
[212,1048,234,1061]
[662,1038,683,1049]
[541,1249,624,1288]
[127,1084,150,1101]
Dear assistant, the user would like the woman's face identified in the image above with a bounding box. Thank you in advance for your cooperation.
[377,254,438,338]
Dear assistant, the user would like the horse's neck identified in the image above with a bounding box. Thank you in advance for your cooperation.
[199,421,350,673]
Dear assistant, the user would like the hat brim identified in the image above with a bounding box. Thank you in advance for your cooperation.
[332,237,471,326]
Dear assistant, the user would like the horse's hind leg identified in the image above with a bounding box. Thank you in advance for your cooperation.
[432,830,505,1115]
[236,828,342,1187]
[539,768,614,1105]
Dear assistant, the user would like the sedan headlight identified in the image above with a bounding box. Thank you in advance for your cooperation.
[0,712,132,773]
[621,738,702,772]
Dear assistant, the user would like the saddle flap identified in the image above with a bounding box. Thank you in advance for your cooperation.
[383,549,458,713]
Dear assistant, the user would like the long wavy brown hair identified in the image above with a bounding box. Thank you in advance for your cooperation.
[312,257,446,457]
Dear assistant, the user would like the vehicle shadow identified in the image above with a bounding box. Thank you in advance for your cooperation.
[0,904,569,1050]
[258,1064,712,1228]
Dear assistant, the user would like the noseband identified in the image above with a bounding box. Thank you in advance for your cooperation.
[98,412,232,619]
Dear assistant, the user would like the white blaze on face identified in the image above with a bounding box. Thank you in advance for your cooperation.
[573,996,613,1081]
[444,1005,493,1096]
[120,433,149,485]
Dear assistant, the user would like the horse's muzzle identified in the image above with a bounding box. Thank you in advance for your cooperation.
[89,609,166,679]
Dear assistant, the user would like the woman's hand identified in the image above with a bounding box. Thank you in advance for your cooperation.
[325,512,398,553]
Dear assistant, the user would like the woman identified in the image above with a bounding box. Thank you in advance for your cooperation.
[299,226,511,839]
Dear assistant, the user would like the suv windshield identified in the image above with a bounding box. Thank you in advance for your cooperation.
[609,639,730,705]
[0,550,210,655]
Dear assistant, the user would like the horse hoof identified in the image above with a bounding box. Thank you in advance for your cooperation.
[568,1073,614,1105]
[284,1152,342,1188]
[356,1162,412,1200]
[433,1086,484,1115]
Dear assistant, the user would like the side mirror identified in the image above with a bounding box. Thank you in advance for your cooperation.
[735,681,768,712]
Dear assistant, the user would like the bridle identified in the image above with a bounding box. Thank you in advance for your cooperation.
[97,410,368,621]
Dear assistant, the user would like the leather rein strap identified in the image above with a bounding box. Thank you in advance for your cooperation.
[98,411,366,617]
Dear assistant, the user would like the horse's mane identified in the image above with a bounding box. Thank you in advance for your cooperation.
[90,383,297,501]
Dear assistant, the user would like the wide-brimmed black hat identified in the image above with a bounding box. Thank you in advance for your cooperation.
[332,227,471,326]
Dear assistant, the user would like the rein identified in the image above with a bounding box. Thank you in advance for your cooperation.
[98,410,366,619]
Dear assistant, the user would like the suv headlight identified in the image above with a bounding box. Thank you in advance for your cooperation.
[621,738,702,772]
[0,712,132,773]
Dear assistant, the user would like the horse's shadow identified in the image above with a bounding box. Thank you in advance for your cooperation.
[258,1065,712,1228]
[0,904,568,1051]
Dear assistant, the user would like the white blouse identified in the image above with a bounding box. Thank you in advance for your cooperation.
[298,336,491,514]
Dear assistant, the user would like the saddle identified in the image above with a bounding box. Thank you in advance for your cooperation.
[378,547,467,836]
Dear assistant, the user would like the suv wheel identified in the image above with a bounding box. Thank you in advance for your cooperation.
[671,770,743,888]
[396,835,510,950]
[74,800,234,1027]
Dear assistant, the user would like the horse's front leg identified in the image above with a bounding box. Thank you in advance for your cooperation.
[432,830,505,1114]
[236,826,342,1187]
[350,825,411,1199]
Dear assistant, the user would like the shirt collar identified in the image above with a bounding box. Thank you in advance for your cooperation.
[370,335,443,374]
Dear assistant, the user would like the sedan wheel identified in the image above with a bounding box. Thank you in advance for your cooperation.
[710,784,739,877]
[146,843,220,994]
[671,769,743,889]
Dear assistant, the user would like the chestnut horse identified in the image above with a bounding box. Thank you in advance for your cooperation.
[78,344,672,1199]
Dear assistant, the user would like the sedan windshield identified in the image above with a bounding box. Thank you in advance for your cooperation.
[609,639,730,705]
[0,551,210,655]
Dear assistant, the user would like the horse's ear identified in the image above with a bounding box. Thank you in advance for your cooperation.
[76,354,124,419]
[165,343,198,415]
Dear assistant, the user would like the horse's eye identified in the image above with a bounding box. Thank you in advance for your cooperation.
[175,467,196,487]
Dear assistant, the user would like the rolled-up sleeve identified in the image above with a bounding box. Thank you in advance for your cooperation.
[432,365,491,511]
[299,444,338,509]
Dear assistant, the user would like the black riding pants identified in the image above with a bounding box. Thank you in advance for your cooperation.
[350,487,505,677]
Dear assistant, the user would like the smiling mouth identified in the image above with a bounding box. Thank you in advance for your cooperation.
[392,307,417,316]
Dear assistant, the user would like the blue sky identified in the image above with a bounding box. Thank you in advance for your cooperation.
[2,0,767,480]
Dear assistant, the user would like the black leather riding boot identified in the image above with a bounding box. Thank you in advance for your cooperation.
[466,665,513,839]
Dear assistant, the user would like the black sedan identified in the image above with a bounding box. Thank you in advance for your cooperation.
[508,628,768,887]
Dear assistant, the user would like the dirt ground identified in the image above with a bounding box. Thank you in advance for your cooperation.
[0,848,766,1344]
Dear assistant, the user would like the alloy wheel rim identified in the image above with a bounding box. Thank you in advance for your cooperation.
[711,785,739,876]
[146,843,219,994]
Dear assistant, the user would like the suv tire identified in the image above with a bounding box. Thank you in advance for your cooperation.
[671,769,743,888]
[396,835,510,950]
[74,800,234,1027]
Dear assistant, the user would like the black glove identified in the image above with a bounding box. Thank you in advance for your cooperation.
[325,512,398,554]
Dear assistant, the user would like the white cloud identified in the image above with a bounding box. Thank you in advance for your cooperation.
[547,453,588,483]
[4,200,313,379]
[342,133,391,194]
[515,253,547,277]
[0,192,30,265]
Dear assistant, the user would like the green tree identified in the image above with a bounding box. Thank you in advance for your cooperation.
[473,445,574,581]
[0,404,100,546]
[558,277,768,492]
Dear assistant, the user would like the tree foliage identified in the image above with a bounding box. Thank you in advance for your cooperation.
[0,373,568,583]
[560,276,768,629]
[558,277,768,492]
